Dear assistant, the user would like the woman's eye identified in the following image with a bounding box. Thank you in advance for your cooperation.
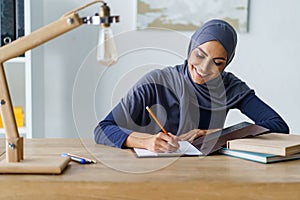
[214,60,225,66]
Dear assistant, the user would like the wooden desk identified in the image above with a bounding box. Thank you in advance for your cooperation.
[0,138,300,200]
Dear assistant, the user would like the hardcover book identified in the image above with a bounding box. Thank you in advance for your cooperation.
[227,133,300,156]
[219,148,300,164]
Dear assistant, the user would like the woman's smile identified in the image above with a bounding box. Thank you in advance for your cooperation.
[193,66,209,78]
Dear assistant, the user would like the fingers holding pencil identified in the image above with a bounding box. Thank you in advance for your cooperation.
[146,106,179,152]
[148,132,179,153]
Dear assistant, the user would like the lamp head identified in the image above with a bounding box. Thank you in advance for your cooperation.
[97,3,119,66]
[82,3,119,26]
[81,2,119,66]
[100,3,111,28]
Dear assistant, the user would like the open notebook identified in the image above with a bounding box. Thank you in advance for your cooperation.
[134,141,203,158]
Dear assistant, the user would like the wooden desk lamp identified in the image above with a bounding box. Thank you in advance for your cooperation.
[0,0,119,174]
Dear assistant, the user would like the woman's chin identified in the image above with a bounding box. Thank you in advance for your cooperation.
[193,77,206,84]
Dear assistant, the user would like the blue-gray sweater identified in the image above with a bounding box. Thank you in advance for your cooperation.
[94,65,289,148]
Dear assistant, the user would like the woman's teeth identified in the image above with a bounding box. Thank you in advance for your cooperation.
[195,68,208,77]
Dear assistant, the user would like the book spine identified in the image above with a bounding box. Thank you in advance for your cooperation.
[15,0,24,39]
[15,0,25,56]
[227,142,285,156]
[0,0,16,46]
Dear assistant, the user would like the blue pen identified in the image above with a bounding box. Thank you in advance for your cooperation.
[61,153,96,164]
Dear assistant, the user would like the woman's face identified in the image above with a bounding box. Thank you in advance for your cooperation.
[188,40,227,84]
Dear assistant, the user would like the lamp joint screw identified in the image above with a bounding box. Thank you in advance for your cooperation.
[8,143,16,150]
[0,99,6,105]
[67,17,74,25]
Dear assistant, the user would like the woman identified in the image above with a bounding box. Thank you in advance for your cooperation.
[94,19,289,153]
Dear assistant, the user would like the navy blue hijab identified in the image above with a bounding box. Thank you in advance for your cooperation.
[181,19,252,111]
[187,19,237,66]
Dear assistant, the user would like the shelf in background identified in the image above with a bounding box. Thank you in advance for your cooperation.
[0,0,32,139]
[6,57,26,63]
[0,127,28,137]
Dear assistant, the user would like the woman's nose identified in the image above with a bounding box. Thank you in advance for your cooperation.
[198,61,210,73]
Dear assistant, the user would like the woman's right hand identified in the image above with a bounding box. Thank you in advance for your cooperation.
[145,132,179,153]
[125,131,179,153]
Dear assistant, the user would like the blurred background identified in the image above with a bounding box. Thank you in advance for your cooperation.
[8,0,300,138]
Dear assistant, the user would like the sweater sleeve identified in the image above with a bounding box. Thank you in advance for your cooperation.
[237,93,289,133]
[94,68,183,148]
[94,81,155,148]
[94,105,133,148]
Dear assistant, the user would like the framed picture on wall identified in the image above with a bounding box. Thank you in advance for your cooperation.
[137,0,249,33]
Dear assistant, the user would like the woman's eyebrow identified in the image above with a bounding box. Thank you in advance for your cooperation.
[196,47,208,56]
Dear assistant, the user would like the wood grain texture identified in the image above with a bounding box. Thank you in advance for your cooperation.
[0,138,300,199]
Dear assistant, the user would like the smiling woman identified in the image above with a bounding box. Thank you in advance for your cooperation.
[94,19,290,153]
[188,41,227,84]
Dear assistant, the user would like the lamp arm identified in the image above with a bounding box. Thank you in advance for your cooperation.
[0,0,111,162]
[0,11,82,136]
[0,13,82,63]
[0,12,83,162]
[0,64,18,138]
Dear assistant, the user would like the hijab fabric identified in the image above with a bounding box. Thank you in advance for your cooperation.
[187,19,237,66]
[184,19,252,111]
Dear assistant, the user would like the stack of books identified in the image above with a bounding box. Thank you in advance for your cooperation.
[0,106,24,128]
[219,133,300,164]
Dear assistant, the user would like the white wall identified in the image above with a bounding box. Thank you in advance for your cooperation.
[31,0,300,138]
[227,0,300,132]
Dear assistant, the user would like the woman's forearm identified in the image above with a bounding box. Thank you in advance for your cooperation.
[239,93,289,133]
[124,132,153,149]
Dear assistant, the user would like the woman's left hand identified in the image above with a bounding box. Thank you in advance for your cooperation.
[178,128,221,142]
[178,129,207,142]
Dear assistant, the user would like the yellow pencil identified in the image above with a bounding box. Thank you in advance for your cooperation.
[146,106,168,135]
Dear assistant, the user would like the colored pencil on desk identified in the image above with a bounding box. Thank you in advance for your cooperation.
[146,106,168,135]
[61,153,97,164]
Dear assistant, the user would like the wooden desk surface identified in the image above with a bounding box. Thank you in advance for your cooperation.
[0,138,300,200]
